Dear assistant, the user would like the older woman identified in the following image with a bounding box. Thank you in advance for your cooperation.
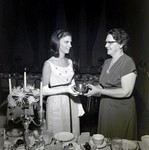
[42,29,84,136]
[85,28,137,140]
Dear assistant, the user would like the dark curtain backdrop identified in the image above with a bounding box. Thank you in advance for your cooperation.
[0,0,148,70]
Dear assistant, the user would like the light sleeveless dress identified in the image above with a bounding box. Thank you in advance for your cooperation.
[45,59,80,136]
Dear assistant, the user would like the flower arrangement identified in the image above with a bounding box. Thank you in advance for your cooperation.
[7,84,40,108]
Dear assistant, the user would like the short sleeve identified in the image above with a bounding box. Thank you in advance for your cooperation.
[120,57,137,77]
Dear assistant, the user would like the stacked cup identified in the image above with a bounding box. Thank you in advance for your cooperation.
[111,137,122,150]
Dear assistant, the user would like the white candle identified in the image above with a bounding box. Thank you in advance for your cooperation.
[40,81,43,116]
[8,74,12,94]
[3,129,5,139]
[24,68,26,88]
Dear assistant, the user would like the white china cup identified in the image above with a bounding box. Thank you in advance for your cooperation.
[92,134,104,146]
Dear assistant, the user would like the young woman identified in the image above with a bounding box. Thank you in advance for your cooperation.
[42,29,84,136]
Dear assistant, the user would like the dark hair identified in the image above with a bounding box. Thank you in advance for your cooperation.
[49,29,72,57]
[107,28,129,51]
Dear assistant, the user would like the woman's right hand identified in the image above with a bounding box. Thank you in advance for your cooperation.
[67,84,79,96]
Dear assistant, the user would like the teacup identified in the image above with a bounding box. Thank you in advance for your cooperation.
[75,82,87,95]
[92,134,104,146]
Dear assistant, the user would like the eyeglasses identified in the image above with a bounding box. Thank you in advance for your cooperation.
[105,41,117,45]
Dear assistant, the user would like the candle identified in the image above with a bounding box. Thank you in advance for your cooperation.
[24,68,26,88]
[8,74,12,94]
[40,81,43,117]
[3,129,5,139]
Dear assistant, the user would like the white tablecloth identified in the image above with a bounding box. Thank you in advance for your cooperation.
[1,134,148,150]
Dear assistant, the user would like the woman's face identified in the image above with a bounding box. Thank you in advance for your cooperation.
[105,34,121,56]
[59,35,72,54]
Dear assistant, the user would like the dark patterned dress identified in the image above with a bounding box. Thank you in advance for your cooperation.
[98,54,137,140]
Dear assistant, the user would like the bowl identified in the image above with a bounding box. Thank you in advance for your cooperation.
[141,135,149,148]
[75,82,87,94]
[92,134,104,146]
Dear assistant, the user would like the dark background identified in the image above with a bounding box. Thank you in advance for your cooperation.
[0,0,148,68]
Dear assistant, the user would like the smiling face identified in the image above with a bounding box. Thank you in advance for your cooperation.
[105,34,123,57]
[59,35,72,55]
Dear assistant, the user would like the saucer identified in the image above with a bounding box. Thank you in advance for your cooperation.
[54,132,74,142]
[89,140,107,149]
[11,129,23,136]
[7,129,23,137]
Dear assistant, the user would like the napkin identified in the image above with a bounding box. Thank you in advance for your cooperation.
[78,132,90,144]
[139,142,148,150]
[141,135,149,150]
[78,103,85,117]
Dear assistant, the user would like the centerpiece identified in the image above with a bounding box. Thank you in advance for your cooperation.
[7,69,44,150]
[8,84,40,109]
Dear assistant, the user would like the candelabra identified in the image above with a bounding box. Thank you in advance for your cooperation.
[9,104,44,150]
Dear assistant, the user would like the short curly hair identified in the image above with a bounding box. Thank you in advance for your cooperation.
[49,29,72,57]
[107,28,129,52]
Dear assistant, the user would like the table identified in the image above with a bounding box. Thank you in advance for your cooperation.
[1,133,148,150]
[44,137,146,150]
[0,115,148,150]
[1,127,148,150]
